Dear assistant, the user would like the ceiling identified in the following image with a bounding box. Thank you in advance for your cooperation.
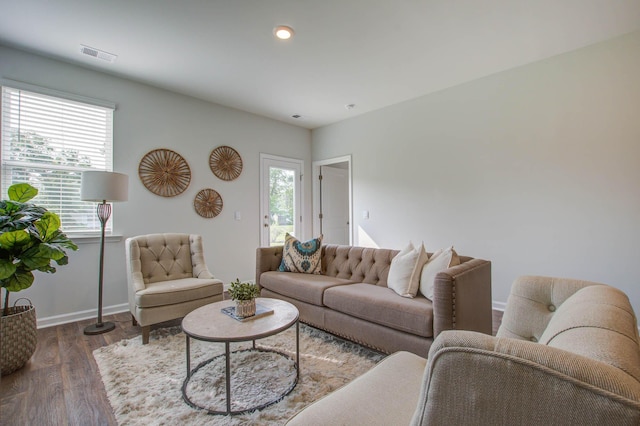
[1,1,640,129]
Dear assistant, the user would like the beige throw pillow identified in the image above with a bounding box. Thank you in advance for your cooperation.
[419,246,460,300]
[388,242,429,298]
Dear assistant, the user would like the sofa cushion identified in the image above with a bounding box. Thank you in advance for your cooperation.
[324,283,433,337]
[279,233,323,274]
[286,351,426,426]
[388,242,429,298]
[419,246,460,300]
[260,271,357,306]
[135,278,223,308]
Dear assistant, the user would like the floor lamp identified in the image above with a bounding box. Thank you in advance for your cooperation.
[81,171,129,335]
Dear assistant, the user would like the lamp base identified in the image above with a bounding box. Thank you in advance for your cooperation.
[84,321,116,335]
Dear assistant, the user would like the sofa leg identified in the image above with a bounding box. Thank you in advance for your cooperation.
[142,326,150,345]
[131,314,138,326]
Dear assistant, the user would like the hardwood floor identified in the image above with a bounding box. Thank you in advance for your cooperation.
[1,312,148,426]
[1,310,504,425]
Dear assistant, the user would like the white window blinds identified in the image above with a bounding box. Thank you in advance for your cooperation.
[1,85,115,233]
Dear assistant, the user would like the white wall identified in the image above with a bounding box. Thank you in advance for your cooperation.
[312,31,640,313]
[0,46,311,324]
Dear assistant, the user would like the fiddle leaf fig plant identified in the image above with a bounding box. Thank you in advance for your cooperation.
[228,278,260,301]
[0,183,78,316]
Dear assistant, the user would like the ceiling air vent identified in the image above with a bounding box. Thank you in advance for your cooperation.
[80,45,117,63]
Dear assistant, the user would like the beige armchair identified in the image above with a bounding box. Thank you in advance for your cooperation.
[125,233,224,344]
[287,275,640,425]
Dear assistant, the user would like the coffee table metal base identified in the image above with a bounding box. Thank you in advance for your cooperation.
[182,321,299,415]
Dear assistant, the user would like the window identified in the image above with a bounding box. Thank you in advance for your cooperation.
[1,83,115,233]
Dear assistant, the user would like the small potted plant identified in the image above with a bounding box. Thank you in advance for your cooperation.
[228,278,260,318]
[0,183,78,375]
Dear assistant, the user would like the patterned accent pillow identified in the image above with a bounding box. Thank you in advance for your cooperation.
[278,233,323,274]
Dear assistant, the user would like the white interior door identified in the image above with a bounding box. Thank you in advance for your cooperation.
[319,165,349,245]
[260,154,303,247]
[313,156,352,245]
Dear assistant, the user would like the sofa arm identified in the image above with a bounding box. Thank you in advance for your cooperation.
[256,245,283,287]
[432,259,492,337]
[411,331,640,426]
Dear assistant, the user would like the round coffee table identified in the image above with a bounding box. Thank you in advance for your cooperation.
[181,297,299,415]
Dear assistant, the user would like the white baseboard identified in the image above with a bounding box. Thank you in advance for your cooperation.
[37,303,129,329]
[492,301,507,312]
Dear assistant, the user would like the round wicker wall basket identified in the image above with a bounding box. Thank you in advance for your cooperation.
[1,300,37,376]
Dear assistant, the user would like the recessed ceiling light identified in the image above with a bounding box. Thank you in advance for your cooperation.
[345,104,356,110]
[274,26,294,40]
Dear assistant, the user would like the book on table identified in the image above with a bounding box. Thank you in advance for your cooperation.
[221,304,274,322]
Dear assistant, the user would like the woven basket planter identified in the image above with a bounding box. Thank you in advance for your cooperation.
[1,301,37,376]
[235,299,257,318]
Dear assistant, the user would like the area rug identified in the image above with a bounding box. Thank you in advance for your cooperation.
[93,324,384,425]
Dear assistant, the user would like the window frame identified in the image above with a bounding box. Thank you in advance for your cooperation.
[1,79,117,236]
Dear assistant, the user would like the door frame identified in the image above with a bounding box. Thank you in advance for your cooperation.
[260,153,305,246]
[312,155,353,245]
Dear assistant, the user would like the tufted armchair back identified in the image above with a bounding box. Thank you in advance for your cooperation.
[127,233,213,288]
[125,233,223,344]
[498,275,640,383]
[497,275,597,343]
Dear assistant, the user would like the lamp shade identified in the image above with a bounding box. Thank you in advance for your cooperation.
[81,171,129,202]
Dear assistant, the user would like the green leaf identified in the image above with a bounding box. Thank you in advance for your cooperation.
[47,230,78,251]
[36,211,61,242]
[20,245,53,270]
[39,243,66,261]
[4,271,35,292]
[0,258,17,280]
[0,202,46,232]
[1,182,76,294]
[8,183,38,203]
[228,279,260,301]
[36,264,56,274]
[0,229,30,250]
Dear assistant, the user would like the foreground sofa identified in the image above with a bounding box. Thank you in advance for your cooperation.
[256,244,492,356]
[286,275,640,425]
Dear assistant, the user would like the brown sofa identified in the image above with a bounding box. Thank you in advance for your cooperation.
[286,276,640,425]
[256,244,492,356]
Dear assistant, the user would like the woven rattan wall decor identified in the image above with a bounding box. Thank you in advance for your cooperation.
[209,146,243,181]
[194,188,223,218]
[138,149,191,197]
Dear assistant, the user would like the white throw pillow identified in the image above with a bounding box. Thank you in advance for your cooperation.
[388,242,429,298]
[419,246,460,300]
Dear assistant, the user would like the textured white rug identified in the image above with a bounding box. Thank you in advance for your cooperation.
[93,324,384,425]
